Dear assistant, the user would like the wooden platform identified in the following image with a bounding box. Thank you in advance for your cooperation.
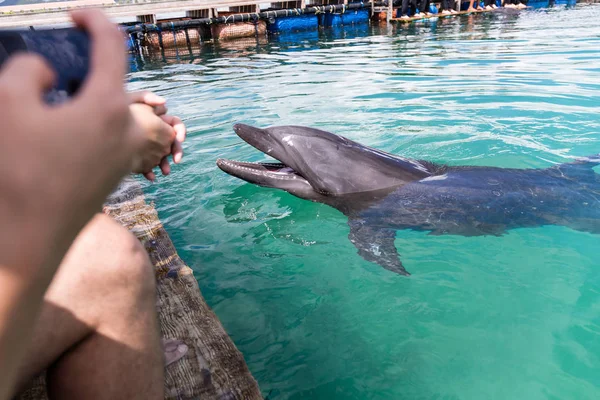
[16,178,262,400]
[0,0,292,28]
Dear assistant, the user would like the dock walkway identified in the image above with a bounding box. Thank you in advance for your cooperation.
[0,0,296,27]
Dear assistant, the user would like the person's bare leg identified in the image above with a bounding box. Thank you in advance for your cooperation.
[13,213,163,400]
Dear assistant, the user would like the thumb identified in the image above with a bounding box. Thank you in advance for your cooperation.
[128,90,166,107]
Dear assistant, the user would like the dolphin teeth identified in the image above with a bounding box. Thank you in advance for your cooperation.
[219,159,300,180]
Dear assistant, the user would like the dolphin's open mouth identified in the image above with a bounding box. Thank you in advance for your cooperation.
[216,159,305,182]
[216,123,312,187]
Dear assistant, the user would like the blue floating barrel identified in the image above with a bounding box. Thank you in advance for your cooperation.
[268,14,319,33]
[128,54,138,73]
[551,0,576,5]
[126,36,135,52]
[323,13,343,27]
[340,9,370,25]
[123,29,136,53]
[527,0,549,7]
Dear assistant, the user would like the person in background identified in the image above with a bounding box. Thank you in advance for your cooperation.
[439,0,458,15]
[419,0,434,17]
[467,0,485,11]
[504,0,527,8]
[399,0,418,20]
[0,9,186,400]
[484,0,498,9]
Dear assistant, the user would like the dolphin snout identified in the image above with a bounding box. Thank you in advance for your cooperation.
[233,123,244,133]
[233,123,257,136]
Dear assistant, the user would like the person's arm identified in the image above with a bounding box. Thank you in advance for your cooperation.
[0,10,142,399]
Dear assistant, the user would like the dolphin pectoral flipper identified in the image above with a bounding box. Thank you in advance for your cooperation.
[348,220,409,276]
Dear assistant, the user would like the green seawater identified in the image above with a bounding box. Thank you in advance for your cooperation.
[128,5,600,399]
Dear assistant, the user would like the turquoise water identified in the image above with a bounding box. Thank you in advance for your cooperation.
[128,5,600,399]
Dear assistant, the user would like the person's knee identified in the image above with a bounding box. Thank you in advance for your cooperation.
[111,234,156,299]
[59,213,156,308]
[93,215,156,299]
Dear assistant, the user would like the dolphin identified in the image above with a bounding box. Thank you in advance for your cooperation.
[217,124,600,276]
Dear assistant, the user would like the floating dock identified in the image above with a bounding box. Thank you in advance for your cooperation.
[0,0,569,30]
[0,0,578,50]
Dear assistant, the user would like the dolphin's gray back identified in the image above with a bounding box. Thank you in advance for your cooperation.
[353,163,600,236]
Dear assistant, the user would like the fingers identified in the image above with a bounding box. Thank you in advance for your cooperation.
[129,106,186,179]
[144,171,156,182]
[161,115,187,163]
[141,160,167,181]
[128,91,168,115]
[172,116,187,144]
[171,140,184,165]
[160,115,186,142]
[153,104,168,116]
[0,54,56,101]
[159,157,171,176]
[71,9,126,97]
[128,90,166,107]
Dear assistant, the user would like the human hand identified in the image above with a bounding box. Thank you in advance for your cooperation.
[128,91,187,181]
[0,9,140,261]
[129,90,168,117]
[0,11,146,397]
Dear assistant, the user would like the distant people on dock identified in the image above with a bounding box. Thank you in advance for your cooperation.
[485,0,499,10]
[504,0,528,9]
[396,0,527,18]
[467,0,484,11]
[438,0,458,15]
[420,0,433,17]
[467,0,498,11]
[399,0,418,19]
[484,0,499,10]
[398,0,434,20]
